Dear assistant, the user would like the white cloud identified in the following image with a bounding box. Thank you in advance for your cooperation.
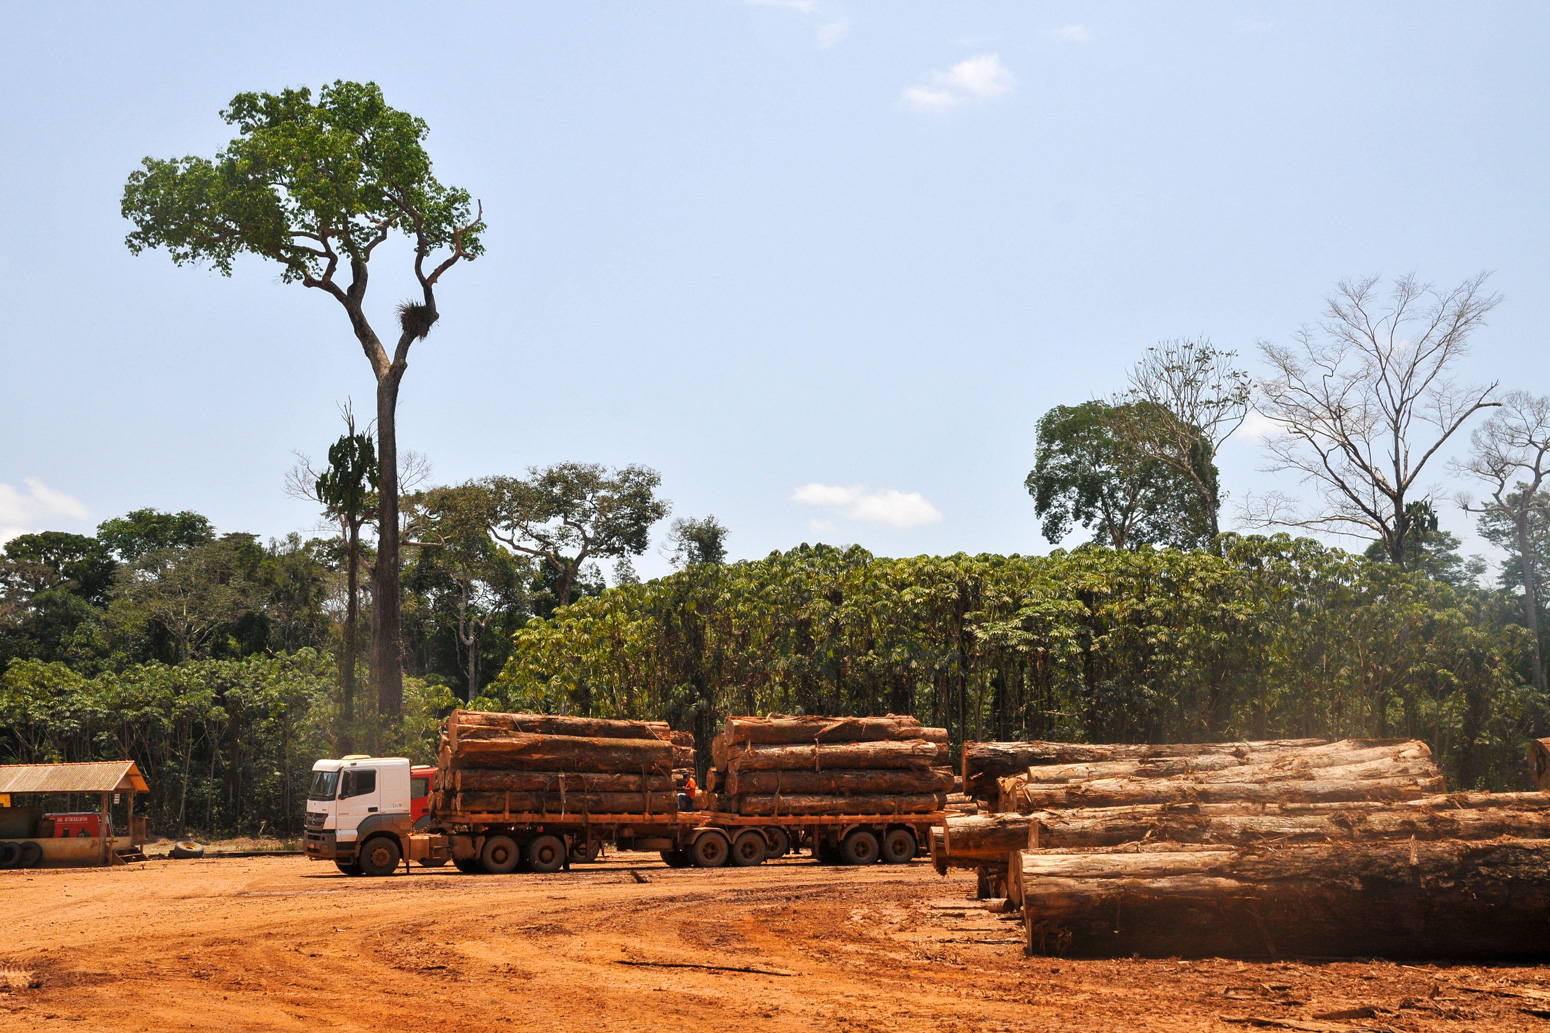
[817,17,850,47]
[1049,24,1092,42]
[0,478,90,546]
[902,53,1014,113]
[791,483,944,528]
[1239,410,1282,442]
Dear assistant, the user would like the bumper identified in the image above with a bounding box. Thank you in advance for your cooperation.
[305,830,352,861]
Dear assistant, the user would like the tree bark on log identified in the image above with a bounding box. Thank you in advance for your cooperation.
[962,738,1330,801]
[724,715,907,745]
[450,790,679,814]
[1533,737,1550,790]
[450,710,672,740]
[1015,839,1550,959]
[724,767,954,797]
[732,792,945,816]
[726,740,940,772]
[447,770,673,793]
[930,813,1032,874]
[447,733,674,774]
[1014,740,1433,787]
[1009,773,1444,811]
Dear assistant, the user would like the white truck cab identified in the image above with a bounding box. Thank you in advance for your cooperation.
[304,756,414,875]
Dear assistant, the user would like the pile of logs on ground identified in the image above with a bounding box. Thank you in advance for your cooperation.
[435,709,691,816]
[938,736,1550,958]
[704,715,953,816]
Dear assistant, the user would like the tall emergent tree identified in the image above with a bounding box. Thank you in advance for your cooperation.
[1458,391,1550,693]
[1251,274,1500,567]
[1121,337,1251,540]
[481,463,671,610]
[1027,400,1208,549]
[121,81,486,720]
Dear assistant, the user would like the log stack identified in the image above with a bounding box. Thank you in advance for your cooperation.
[435,709,681,816]
[705,714,953,817]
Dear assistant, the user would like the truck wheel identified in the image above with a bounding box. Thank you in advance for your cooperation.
[882,828,917,864]
[335,859,363,876]
[730,830,768,867]
[527,834,566,874]
[0,843,18,869]
[763,827,791,859]
[570,839,602,864]
[17,841,42,869]
[481,834,522,874]
[358,836,402,877]
[453,857,483,874]
[840,829,880,866]
[690,832,729,868]
[659,849,692,868]
[815,839,839,864]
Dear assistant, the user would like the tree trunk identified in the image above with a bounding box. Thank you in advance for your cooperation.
[731,792,945,816]
[373,372,405,725]
[452,710,672,740]
[446,770,674,793]
[723,715,916,745]
[724,767,954,797]
[725,740,941,773]
[929,813,1033,873]
[1518,511,1546,694]
[1009,772,1444,811]
[447,790,678,814]
[1010,740,1427,787]
[1015,839,1550,959]
[447,731,674,775]
[961,738,1330,802]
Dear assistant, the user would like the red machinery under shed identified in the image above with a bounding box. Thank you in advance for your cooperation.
[0,760,150,867]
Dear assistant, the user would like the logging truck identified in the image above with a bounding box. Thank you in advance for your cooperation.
[303,753,938,876]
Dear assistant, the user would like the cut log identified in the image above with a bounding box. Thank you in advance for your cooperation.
[673,746,695,768]
[447,733,674,775]
[732,792,945,816]
[1015,839,1550,959]
[450,710,672,741]
[1533,738,1550,790]
[451,790,680,814]
[727,740,940,772]
[930,813,1033,874]
[723,767,955,797]
[1027,794,1550,850]
[450,770,674,793]
[1015,740,1434,787]
[1008,773,1444,811]
[723,715,907,745]
[961,738,1330,801]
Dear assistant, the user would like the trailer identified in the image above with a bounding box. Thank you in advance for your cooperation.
[304,754,939,876]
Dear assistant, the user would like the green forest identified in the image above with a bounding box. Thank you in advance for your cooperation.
[5,82,1550,839]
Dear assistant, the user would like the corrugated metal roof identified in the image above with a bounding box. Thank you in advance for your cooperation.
[0,761,149,794]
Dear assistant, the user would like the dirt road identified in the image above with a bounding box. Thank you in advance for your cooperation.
[0,852,1544,1032]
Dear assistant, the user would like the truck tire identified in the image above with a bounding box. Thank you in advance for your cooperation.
[16,841,42,869]
[816,838,840,864]
[763,827,791,859]
[690,832,729,868]
[730,830,767,867]
[169,840,205,859]
[335,859,363,876]
[453,857,483,874]
[527,834,566,874]
[0,843,18,869]
[570,839,602,864]
[659,849,692,868]
[840,829,880,866]
[881,828,917,865]
[481,834,522,874]
[358,835,402,877]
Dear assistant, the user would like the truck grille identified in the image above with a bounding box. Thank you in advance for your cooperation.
[304,811,327,830]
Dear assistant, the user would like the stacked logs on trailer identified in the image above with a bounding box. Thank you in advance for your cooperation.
[941,735,1550,958]
[704,714,953,817]
[435,710,692,817]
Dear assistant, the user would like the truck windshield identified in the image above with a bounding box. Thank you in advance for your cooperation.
[308,770,340,801]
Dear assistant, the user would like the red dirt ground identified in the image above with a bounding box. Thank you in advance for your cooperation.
[0,852,1545,1032]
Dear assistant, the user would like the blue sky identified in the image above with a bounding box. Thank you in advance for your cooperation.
[2,2,1547,579]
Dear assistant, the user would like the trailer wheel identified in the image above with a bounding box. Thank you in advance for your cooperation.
[763,827,791,859]
[453,857,483,874]
[569,838,602,864]
[16,841,41,869]
[0,842,18,869]
[481,834,522,874]
[358,835,402,877]
[527,834,566,874]
[881,828,916,864]
[730,830,768,867]
[335,859,363,876]
[690,832,730,868]
[840,829,880,866]
[659,849,692,868]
